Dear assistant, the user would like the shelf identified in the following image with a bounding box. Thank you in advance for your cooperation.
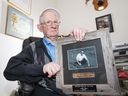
[115,63,128,67]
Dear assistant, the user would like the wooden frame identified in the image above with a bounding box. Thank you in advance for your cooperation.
[56,29,120,95]
[96,14,114,33]
[8,0,32,15]
[6,6,33,39]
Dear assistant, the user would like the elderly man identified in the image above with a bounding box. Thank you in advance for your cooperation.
[4,8,87,96]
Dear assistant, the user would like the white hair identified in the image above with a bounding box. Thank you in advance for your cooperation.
[39,8,60,23]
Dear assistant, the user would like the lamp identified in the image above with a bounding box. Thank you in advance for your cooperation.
[93,0,108,11]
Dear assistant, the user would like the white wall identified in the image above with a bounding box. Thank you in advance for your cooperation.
[0,33,22,96]
[56,0,128,44]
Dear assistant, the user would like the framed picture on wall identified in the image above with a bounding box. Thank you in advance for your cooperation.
[8,0,32,15]
[95,14,114,33]
[6,6,33,39]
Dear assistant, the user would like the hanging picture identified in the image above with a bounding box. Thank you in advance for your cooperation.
[8,0,32,15]
[6,6,33,39]
[95,14,114,33]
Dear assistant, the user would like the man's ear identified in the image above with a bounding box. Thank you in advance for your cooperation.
[37,24,43,32]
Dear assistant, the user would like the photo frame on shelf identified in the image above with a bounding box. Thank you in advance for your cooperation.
[8,0,32,15]
[56,29,120,95]
[95,14,114,33]
[6,6,33,39]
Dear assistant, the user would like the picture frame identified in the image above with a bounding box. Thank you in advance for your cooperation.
[0,2,2,33]
[56,29,121,95]
[7,0,32,15]
[6,6,33,39]
[95,14,114,33]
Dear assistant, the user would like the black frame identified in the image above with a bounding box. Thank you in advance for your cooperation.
[96,14,114,33]
[62,38,107,85]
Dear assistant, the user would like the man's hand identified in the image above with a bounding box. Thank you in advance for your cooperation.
[43,62,60,77]
[70,28,88,41]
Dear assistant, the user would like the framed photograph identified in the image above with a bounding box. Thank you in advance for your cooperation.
[8,0,32,15]
[56,29,121,95]
[95,14,114,33]
[6,6,33,39]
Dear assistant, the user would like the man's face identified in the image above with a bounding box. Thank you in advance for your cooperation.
[39,12,60,40]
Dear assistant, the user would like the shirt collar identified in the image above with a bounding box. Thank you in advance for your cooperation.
[43,37,56,46]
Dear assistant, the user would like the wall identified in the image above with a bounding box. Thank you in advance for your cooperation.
[0,33,22,96]
[56,0,128,44]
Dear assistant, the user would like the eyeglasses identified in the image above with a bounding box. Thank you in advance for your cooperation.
[41,20,61,26]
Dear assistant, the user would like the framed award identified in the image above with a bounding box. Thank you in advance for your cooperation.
[56,29,121,95]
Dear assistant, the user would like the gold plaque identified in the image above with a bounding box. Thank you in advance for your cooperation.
[73,72,95,78]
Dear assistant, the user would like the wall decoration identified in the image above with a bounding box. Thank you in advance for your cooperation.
[6,6,33,39]
[95,14,114,33]
[93,0,108,11]
[8,0,32,15]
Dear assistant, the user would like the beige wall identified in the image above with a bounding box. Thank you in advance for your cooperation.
[56,0,128,44]
[0,33,22,96]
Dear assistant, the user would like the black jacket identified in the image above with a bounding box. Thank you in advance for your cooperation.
[3,38,68,96]
[4,38,52,83]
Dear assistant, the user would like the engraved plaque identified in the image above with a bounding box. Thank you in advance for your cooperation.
[73,72,95,78]
[72,85,97,92]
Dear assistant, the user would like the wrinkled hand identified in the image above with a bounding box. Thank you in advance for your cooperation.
[43,62,60,77]
[70,28,88,41]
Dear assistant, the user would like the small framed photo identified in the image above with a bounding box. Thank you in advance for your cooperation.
[56,29,120,95]
[95,14,114,33]
[6,6,33,39]
[7,0,32,15]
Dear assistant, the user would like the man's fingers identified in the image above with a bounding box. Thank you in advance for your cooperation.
[43,62,60,77]
[71,28,88,41]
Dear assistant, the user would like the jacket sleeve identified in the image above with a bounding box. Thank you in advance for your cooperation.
[3,45,45,83]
